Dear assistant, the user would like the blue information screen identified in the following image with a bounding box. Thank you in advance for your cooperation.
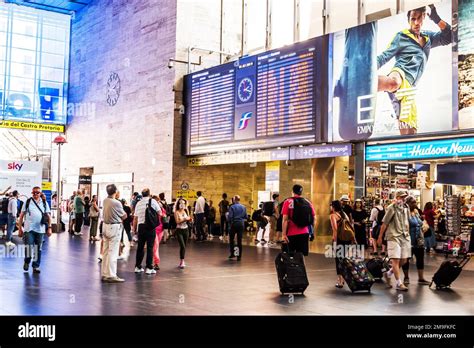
[184,37,324,155]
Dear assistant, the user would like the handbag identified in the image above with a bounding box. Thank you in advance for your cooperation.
[416,232,425,248]
[337,213,356,243]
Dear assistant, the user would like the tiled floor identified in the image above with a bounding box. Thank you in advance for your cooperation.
[0,228,472,315]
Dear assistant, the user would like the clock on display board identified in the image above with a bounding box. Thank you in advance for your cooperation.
[106,72,121,106]
[237,77,254,103]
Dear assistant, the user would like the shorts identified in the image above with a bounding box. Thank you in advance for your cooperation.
[390,67,417,128]
[387,239,411,259]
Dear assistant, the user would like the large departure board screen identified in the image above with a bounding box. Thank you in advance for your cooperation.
[183,37,325,155]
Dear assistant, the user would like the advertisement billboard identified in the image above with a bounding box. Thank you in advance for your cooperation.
[331,3,453,141]
[458,0,474,129]
[0,160,43,197]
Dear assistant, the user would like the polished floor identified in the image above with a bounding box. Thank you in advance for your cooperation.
[0,227,472,316]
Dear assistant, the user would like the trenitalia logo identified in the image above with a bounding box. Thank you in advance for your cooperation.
[238,112,252,130]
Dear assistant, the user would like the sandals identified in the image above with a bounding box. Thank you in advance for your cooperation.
[335,280,345,288]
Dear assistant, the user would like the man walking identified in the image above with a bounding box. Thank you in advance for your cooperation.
[5,190,18,248]
[227,195,247,261]
[18,187,52,274]
[268,193,280,246]
[377,190,411,291]
[74,191,85,236]
[282,185,315,256]
[194,191,206,242]
[101,184,128,283]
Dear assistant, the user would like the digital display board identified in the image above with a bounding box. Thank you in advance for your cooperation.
[184,37,324,155]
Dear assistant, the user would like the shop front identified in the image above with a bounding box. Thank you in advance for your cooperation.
[366,136,474,254]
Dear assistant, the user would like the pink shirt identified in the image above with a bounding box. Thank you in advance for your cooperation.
[282,196,315,236]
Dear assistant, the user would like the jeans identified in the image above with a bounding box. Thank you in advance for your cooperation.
[195,213,205,240]
[101,223,122,278]
[176,228,189,260]
[7,213,16,242]
[24,231,44,268]
[89,217,99,238]
[75,212,84,233]
[229,222,244,258]
[220,215,229,236]
[135,224,155,269]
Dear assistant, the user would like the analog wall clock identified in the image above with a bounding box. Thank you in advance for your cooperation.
[237,77,254,103]
[106,72,121,106]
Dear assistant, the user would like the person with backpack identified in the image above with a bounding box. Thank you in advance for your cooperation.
[330,200,355,288]
[218,193,230,241]
[152,195,167,271]
[5,190,19,247]
[73,191,85,236]
[281,184,315,256]
[158,193,170,243]
[369,198,386,256]
[18,186,52,274]
[133,188,161,275]
[207,200,216,239]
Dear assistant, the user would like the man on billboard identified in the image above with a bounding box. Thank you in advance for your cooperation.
[377,5,451,135]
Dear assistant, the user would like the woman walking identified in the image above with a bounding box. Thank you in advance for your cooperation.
[423,202,438,253]
[152,195,167,271]
[330,200,354,288]
[174,198,192,269]
[402,196,431,285]
[352,199,368,248]
[89,195,100,241]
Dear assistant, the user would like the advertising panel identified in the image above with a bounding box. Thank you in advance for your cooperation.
[458,0,474,129]
[331,3,453,141]
[0,160,43,197]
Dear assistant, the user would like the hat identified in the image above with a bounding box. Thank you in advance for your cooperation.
[340,195,350,202]
[395,190,408,198]
[355,198,362,202]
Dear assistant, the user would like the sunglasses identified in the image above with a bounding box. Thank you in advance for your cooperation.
[32,191,41,195]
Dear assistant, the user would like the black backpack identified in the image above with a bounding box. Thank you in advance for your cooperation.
[291,197,314,228]
[1,198,8,214]
[262,201,274,216]
[252,209,262,222]
[375,207,385,226]
[145,198,160,230]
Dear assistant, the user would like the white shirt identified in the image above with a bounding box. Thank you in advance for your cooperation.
[134,198,162,224]
[8,197,18,216]
[194,196,206,214]
[370,205,384,227]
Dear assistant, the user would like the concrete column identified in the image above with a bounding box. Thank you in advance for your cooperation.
[354,142,366,199]
[312,157,335,236]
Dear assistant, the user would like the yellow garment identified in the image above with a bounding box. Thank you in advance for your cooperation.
[391,67,417,129]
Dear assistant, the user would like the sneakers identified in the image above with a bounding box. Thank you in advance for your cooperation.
[23,262,29,273]
[383,273,393,288]
[178,260,186,269]
[5,241,15,248]
[404,277,410,285]
[145,268,156,275]
[396,283,409,291]
[33,268,41,274]
[135,267,144,273]
[74,232,81,236]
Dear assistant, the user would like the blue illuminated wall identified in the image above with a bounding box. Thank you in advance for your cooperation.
[0,4,70,125]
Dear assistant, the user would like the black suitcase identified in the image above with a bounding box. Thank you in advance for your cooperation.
[211,223,222,236]
[338,258,374,293]
[366,257,390,279]
[430,255,471,290]
[275,251,309,295]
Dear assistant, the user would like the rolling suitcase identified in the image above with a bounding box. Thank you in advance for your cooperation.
[366,256,390,279]
[430,255,471,290]
[338,258,374,293]
[275,249,309,295]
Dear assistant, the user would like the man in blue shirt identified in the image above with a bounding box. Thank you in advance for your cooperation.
[18,186,52,274]
[227,195,247,261]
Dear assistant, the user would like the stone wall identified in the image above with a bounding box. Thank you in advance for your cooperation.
[60,0,177,198]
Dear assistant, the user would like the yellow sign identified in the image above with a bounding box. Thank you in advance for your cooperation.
[0,120,65,133]
[42,182,52,191]
[176,189,197,200]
